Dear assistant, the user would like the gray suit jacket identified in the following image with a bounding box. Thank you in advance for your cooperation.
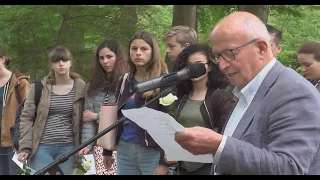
[215,61,320,175]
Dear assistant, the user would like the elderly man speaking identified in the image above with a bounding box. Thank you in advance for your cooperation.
[174,11,320,175]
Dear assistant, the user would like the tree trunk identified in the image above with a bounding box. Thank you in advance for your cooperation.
[172,5,197,29]
[166,5,197,72]
[115,5,138,46]
[55,5,86,78]
[237,5,269,23]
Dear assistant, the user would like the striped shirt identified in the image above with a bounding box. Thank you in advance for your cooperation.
[40,83,75,146]
[102,92,116,105]
[2,78,11,106]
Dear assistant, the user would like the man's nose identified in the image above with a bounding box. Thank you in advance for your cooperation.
[165,47,170,53]
[218,57,231,71]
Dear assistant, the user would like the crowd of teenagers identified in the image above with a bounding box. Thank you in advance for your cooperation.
[0,11,320,175]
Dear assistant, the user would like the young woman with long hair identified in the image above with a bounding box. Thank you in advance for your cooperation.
[78,39,129,174]
[18,46,86,175]
[0,45,30,175]
[102,31,171,175]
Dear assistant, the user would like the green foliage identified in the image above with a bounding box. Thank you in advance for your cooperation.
[268,5,320,75]
[16,161,32,175]
[0,5,319,82]
[196,5,319,73]
[136,5,173,57]
[269,5,305,17]
[0,5,175,82]
[167,164,178,175]
[197,5,236,44]
[278,51,299,69]
[75,166,86,175]
[167,103,177,118]
[75,157,92,175]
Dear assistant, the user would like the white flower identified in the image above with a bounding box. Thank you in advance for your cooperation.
[82,160,91,172]
[159,93,178,106]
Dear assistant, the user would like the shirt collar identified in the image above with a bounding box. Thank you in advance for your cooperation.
[233,58,277,104]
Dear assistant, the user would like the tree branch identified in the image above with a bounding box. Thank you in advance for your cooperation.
[29,26,43,57]
[68,5,82,17]
[67,14,113,20]
[55,12,67,46]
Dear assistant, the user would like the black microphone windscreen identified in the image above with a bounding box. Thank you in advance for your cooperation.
[187,63,207,79]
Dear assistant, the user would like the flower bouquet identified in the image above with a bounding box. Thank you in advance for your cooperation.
[76,157,92,175]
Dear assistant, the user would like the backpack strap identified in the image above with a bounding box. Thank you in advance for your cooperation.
[117,73,129,102]
[32,81,43,126]
[34,81,43,107]
[14,80,42,106]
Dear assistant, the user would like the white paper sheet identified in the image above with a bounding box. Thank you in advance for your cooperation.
[82,154,96,175]
[12,152,37,175]
[122,107,213,163]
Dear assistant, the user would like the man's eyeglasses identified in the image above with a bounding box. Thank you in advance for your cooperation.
[212,39,258,63]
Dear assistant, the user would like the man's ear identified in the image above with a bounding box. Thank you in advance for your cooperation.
[0,56,5,64]
[184,43,190,48]
[257,40,268,54]
[277,44,282,54]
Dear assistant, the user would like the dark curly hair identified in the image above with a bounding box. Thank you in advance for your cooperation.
[175,44,230,98]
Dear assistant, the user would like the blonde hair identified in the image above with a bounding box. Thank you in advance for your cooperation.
[163,25,198,46]
[48,46,81,84]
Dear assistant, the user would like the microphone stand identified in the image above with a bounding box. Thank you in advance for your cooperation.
[34,86,175,175]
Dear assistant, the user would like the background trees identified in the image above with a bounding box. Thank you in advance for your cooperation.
[0,5,319,81]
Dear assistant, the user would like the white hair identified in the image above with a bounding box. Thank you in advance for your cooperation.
[243,17,271,46]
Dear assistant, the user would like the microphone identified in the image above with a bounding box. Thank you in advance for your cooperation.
[133,63,206,93]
